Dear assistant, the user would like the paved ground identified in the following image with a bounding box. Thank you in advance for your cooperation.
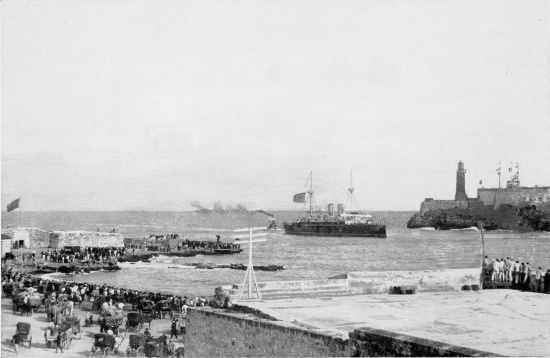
[1,298,185,357]
[240,290,550,356]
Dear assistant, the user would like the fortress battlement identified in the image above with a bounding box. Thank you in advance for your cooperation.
[418,162,550,214]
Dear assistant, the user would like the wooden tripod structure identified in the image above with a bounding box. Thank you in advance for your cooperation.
[233,227,267,301]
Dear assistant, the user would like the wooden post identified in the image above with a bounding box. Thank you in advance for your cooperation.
[479,222,485,289]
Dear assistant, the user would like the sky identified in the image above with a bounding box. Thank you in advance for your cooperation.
[1,0,549,212]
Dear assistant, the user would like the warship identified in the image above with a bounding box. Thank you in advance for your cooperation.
[283,172,386,238]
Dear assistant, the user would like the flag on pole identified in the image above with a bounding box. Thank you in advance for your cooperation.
[7,198,20,212]
[479,180,482,185]
[293,193,306,203]
[496,160,501,174]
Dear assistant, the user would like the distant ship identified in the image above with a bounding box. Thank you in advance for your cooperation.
[283,171,387,238]
[267,217,283,231]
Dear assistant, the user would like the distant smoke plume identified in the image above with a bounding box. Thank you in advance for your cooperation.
[191,201,248,214]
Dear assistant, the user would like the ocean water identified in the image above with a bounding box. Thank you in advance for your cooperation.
[2,211,549,297]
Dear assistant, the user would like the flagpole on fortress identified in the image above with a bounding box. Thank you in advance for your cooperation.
[19,198,22,228]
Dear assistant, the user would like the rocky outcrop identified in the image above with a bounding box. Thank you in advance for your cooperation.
[407,204,550,231]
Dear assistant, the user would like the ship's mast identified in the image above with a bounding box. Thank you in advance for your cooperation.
[348,168,354,212]
[309,171,313,217]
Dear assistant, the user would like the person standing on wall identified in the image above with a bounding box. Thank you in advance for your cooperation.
[535,267,542,292]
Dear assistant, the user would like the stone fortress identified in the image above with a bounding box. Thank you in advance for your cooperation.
[409,161,550,230]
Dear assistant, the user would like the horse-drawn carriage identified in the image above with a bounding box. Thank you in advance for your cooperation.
[126,334,148,357]
[44,326,72,349]
[13,291,43,315]
[139,298,155,316]
[155,300,172,319]
[102,315,123,336]
[144,335,174,358]
[2,282,16,298]
[61,315,82,339]
[89,333,119,356]
[126,334,173,358]
[126,312,144,332]
[13,322,32,349]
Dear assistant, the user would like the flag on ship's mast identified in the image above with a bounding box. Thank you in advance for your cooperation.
[293,193,306,203]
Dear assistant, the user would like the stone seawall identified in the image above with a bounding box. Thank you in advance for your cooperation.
[185,307,349,357]
[186,306,496,357]
[349,327,498,357]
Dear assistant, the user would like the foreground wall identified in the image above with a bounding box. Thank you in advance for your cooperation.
[349,327,497,357]
[185,307,348,357]
[186,306,496,357]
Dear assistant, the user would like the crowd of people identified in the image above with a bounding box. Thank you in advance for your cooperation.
[3,262,198,356]
[483,255,550,292]
[2,265,211,314]
[124,238,240,253]
[40,246,126,264]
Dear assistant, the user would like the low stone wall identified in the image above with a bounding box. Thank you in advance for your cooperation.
[344,268,481,294]
[349,327,498,357]
[227,268,481,300]
[186,307,349,357]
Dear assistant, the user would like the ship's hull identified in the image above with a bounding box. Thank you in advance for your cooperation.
[283,222,386,238]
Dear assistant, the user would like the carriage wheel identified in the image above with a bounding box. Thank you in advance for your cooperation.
[47,341,52,348]
[67,337,72,348]
[136,347,145,358]
[28,336,32,349]
[89,346,97,356]
[125,347,132,357]
[104,347,111,356]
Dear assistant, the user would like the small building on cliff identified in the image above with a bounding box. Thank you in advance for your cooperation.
[1,227,124,249]
[1,227,54,249]
[50,231,124,249]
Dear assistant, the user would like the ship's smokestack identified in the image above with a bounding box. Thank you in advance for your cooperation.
[337,204,344,215]
[327,204,334,217]
[455,161,468,201]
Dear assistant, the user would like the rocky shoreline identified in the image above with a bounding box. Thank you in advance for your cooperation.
[407,204,550,231]
[118,249,242,263]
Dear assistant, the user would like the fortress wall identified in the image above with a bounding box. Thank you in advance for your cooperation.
[477,188,550,209]
[419,200,469,215]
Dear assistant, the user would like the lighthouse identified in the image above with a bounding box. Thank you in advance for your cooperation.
[455,161,468,201]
